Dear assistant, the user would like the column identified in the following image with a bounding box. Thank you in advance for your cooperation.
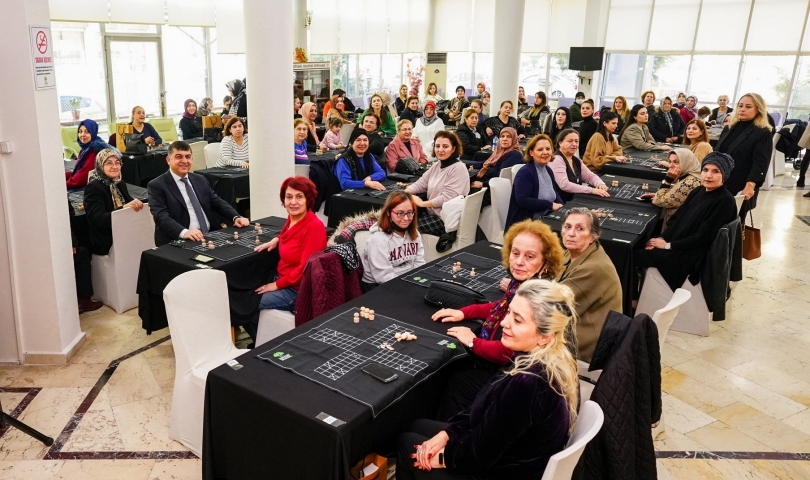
[581,0,611,101]
[490,0,525,120]
[243,0,295,219]
[293,0,308,51]
[0,0,85,363]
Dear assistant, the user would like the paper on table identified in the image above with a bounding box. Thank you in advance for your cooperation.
[362,463,379,476]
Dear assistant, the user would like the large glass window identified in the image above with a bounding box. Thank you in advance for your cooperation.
[403,53,425,97]
[210,28,246,111]
[519,54,549,99]
[381,54,403,95]
[602,54,645,102]
[446,52,473,97]
[549,54,579,99]
[690,55,741,107]
[53,22,108,127]
[358,54,382,97]
[162,26,207,117]
[739,55,796,107]
[473,53,493,94]
[645,55,690,103]
[791,56,810,108]
[108,39,161,121]
[331,55,350,94]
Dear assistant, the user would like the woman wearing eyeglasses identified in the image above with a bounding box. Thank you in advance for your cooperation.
[83,148,144,255]
[360,191,425,292]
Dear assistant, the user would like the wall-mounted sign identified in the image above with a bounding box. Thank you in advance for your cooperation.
[293,62,330,71]
[29,26,55,90]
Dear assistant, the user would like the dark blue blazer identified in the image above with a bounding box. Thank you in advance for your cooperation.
[505,163,564,230]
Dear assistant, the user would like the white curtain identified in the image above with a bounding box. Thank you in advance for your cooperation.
[521,0,551,53]
[648,0,699,52]
[167,0,216,27]
[389,0,429,53]
[432,0,473,52]
[215,0,245,54]
[471,0,495,53]
[110,0,165,25]
[605,0,653,51]
[310,0,341,54]
[49,0,109,22]
[548,0,586,53]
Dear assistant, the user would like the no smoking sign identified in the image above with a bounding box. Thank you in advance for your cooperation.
[29,26,55,90]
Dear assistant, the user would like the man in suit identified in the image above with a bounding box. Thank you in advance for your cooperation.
[148,140,249,246]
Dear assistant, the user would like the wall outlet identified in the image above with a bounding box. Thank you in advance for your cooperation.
[0,141,12,154]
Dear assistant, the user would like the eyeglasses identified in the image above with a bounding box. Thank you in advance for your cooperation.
[392,211,415,219]
[103,160,122,167]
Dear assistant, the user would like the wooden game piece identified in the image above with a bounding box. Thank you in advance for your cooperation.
[258,228,263,234]
[255,236,261,245]
[234,232,239,240]
[395,333,403,341]
[208,241,215,250]
[470,268,476,277]
[201,240,206,247]
[386,344,394,351]
[353,317,359,324]
[369,314,375,321]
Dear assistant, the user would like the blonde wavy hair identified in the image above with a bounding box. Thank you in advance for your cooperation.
[501,219,565,279]
[505,279,580,434]
[728,93,773,131]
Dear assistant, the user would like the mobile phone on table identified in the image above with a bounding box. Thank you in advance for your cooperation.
[362,363,398,383]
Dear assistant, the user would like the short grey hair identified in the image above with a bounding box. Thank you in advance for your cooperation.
[562,207,601,240]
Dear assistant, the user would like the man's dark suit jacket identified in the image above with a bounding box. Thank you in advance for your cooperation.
[147,171,239,246]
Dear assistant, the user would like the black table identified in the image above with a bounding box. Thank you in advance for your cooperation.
[121,148,170,187]
[136,216,286,334]
[197,167,250,208]
[68,184,148,250]
[542,195,660,314]
[597,174,659,207]
[600,149,669,181]
[202,241,496,480]
[327,185,391,227]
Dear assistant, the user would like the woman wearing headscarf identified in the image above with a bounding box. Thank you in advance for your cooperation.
[179,99,203,140]
[198,97,213,117]
[299,101,321,152]
[679,95,698,125]
[226,78,247,121]
[83,149,144,255]
[66,119,115,190]
[640,148,703,228]
[413,101,445,160]
[472,127,523,189]
[334,129,387,191]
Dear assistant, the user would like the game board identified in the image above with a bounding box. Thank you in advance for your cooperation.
[606,182,647,199]
[401,252,507,299]
[545,204,654,235]
[257,307,468,416]
[367,183,408,199]
[182,225,281,261]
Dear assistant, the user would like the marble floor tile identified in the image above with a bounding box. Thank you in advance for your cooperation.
[658,459,810,480]
[8,364,102,389]
[653,427,707,452]
[105,356,162,409]
[111,394,187,452]
[730,361,810,407]
[661,369,738,415]
[685,421,773,452]
[782,409,810,438]
[711,403,810,452]
[61,390,124,452]
[0,460,64,480]
[148,459,202,480]
[0,367,23,386]
[0,392,27,414]
[660,342,698,367]
[54,459,155,480]
[661,394,717,435]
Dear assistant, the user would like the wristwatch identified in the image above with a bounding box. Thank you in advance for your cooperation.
[665,242,671,250]
[467,339,474,349]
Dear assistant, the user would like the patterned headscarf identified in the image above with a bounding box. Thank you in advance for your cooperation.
[686,95,698,114]
[89,148,126,209]
[480,278,519,340]
[478,127,520,178]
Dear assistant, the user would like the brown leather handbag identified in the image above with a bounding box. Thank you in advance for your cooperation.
[742,202,761,260]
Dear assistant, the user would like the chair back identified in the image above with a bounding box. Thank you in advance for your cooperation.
[733,194,745,215]
[163,270,236,373]
[295,164,310,178]
[599,99,613,110]
[456,188,486,249]
[340,123,355,146]
[149,118,178,143]
[204,143,221,168]
[61,126,80,159]
[189,140,208,172]
[511,164,524,178]
[541,400,604,480]
[488,177,511,232]
[498,167,513,181]
[651,288,691,350]
[556,97,575,109]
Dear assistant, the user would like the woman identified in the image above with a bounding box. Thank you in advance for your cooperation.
[221,95,231,117]
[361,191,425,291]
[424,82,443,105]
[481,92,491,116]
[506,135,564,228]
[544,106,571,150]
[577,99,598,157]
[335,129,387,191]
[83,148,144,255]
[518,91,550,135]
[715,93,773,217]
[446,85,471,125]
[680,95,698,125]
[455,108,490,159]
[517,86,529,115]
[226,78,247,121]
[640,149,703,227]
[66,119,115,190]
[641,90,657,117]
[406,131,470,236]
[550,129,609,202]
[400,279,578,479]
[414,101,446,159]
[386,119,429,172]
[294,118,309,164]
[682,119,713,161]
[395,84,409,116]
[557,208,623,362]
[649,97,685,143]
[293,97,302,119]
[582,112,627,172]
[635,152,738,291]
[218,117,249,168]
[484,100,524,140]
[252,177,327,338]
[475,82,486,99]
[360,113,387,158]
[611,95,630,133]
[697,106,711,123]
[129,106,163,147]
[199,97,213,117]
[327,97,353,125]
[472,127,524,189]
[619,104,672,152]
[431,220,566,416]
[709,95,733,126]
[359,93,396,136]
[300,101,322,151]
[674,92,687,110]
[179,99,203,140]
[400,95,423,126]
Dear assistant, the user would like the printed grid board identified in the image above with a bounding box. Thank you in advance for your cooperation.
[605,182,648,200]
[368,185,407,199]
[545,205,654,235]
[257,308,468,416]
[401,252,507,297]
[182,226,281,262]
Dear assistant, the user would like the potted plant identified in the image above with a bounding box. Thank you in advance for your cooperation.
[69,97,81,121]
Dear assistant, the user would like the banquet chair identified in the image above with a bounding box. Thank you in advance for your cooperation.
[189,140,208,172]
[556,97,575,109]
[511,163,524,178]
[498,167,513,181]
[734,194,745,215]
[255,309,295,348]
[478,177,510,243]
[90,205,156,314]
[204,143,221,168]
[421,189,486,262]
[339,123,355,146]
[61,126,80,159]
[150,118,178,143]
[540,400,604,480]
[164,269,248,456]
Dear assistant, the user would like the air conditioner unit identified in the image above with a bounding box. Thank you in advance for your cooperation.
[425,53,448,97]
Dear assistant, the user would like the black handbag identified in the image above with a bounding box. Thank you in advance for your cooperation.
[395,156,421,175]
[123,133,147,155]
[424,280,486,309]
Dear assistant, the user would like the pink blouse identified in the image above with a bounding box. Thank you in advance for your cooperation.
[548,153,605,195]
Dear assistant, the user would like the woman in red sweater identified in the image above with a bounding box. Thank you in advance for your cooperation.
[251,177,326,334]
[432,219,566,419]
[66,119,115,190]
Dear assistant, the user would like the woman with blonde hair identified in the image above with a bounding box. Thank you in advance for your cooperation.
[395,84,410,116]
[424,82,443,105]
[612,95,631,131]
[129,105,162,147]
[681,119,712,161]
[400,279,578,479]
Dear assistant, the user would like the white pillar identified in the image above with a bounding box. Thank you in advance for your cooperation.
[581,0,611,102]
[0,0,85,364]
[490,0,525,119]
[293,0,308,51]
[243,0,295,219]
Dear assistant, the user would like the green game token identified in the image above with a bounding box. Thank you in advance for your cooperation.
[447,343,456,349]
[273,352,284,358]
[413,276,421,281]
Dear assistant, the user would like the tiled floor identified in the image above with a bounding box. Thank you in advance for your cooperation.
[2,167,810,479]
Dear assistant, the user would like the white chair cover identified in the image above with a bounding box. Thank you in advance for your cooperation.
[189,140,208,172]
[203,143,221,168]
[541,400,604,480]
[256,309,295,347]
[636,268,710,336]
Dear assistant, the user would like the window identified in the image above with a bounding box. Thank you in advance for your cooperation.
[163,26,207,117]
[519,54,549,99]
[605,0,654,51]
[331,55,350,95]
[381,54,403,95]
[548,54,579,99]
[645,55,690,103]
[210,28,246,110]
[746,0,806,52]
[358,54,382,98]
[403,53,425,97]
[602,53,645,102]
[694,0,751,52]
[53,22,108,127]
[788,57,810,120]
[473,53,493,94]
[739,55,796,107]
[648,0,700,52]
[689,55,741,108]
[446,52,473,97]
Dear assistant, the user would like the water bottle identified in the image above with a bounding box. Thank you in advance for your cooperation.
[492,137,499,150]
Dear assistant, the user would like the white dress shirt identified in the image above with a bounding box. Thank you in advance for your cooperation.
[170,171,210,238]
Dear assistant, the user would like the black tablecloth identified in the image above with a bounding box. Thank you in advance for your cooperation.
[600,149,669,181]
[68,184,148,250]
[202,241,494,480]
[121,149,170,187]
[136,216,286,334]
[597,174,659,207]
[328,188,389,227]
[543,195,660,314]
[197,167,250,207]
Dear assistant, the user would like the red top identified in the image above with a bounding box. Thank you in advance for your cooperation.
[460,301,514,365]
[680,108,695,125]
[275,210,326,290]
[65,150,98,189]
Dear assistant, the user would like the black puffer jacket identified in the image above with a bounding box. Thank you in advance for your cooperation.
[573,311,661,480]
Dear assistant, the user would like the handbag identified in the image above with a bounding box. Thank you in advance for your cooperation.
[395,156,421,175]
[123,133,147,155]
[424,280,486,309]
[742,202,761,260]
